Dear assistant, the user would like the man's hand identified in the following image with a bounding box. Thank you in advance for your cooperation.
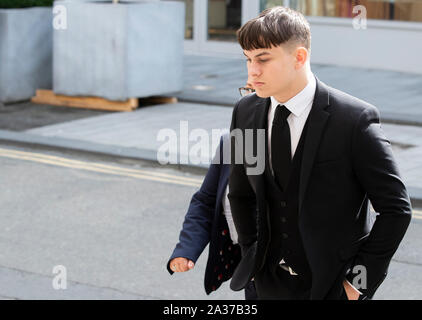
[170,257,195,273]
[342,279,362,300]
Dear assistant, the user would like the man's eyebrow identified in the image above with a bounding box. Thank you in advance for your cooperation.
[243,52,271,58]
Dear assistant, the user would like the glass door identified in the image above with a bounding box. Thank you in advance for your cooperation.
[198,0,259,55]
[168,0,194,39]
[207,0,242,42]
[168,0,261,55]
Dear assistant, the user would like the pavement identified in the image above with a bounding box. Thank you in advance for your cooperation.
[1,54,422,206]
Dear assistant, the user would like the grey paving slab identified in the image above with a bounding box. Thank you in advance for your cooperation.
[381,123,422,146]
[175,55,422,124]
[26,103,232,140]
[25,103,232,167]
[374,219,422,300]
[20,101,422,194]
[374,260,422,300]
[0,101,107,132]
[381,124,422,191]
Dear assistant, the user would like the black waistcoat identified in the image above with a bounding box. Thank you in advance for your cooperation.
[263,119,312,285]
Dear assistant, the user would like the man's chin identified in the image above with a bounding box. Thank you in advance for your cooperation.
[255,90,270,98]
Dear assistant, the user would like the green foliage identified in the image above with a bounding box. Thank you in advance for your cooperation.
[0,0,54,9]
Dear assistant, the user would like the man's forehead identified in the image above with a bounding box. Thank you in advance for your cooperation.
[243,47,279,57]
[243,50,270,57]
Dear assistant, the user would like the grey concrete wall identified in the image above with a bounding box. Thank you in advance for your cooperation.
[53,1,184,101]
[127,2,184,98]
[309,18,422,75]
[0,8,53,103]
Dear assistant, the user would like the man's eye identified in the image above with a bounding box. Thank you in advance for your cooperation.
[258,59,268,63]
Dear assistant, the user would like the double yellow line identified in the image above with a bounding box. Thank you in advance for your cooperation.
[0,147,203,188]
[0,147,421,220]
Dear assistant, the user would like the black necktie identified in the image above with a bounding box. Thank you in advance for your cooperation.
[271,105,292,190]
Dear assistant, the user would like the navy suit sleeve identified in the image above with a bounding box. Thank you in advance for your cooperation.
[167,144,223,275]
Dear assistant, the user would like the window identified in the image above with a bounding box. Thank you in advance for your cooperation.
[261,0,422,22]
[169,0,194,39]
[207,0,242,41]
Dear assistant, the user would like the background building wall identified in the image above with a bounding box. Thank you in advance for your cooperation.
[309,17,422,74]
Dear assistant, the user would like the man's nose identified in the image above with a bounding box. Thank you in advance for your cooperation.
[248,62,262,78]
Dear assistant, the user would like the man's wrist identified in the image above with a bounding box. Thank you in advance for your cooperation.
[343,279,363,300]
[344,268,367,297]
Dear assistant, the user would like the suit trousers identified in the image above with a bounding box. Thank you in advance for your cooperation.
[325,258,354,300]
[244,280,258,300]
[253,263,311,300]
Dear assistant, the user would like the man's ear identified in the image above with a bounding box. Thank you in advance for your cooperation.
[294,47,309,69]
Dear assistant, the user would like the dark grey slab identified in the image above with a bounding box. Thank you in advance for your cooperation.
[0,101,107,132]
[175,55,422,125]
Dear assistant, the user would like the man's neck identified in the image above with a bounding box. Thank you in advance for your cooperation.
[274,70,313,103]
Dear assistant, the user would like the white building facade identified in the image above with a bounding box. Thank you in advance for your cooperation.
[168,0,422,74]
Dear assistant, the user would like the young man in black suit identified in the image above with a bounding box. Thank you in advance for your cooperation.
[228,6,412,300]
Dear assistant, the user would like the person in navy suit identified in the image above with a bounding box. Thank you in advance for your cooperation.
[167,131,257,300]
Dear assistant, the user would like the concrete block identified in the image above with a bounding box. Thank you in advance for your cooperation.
[53,0,185,101]
[0,7,53,103]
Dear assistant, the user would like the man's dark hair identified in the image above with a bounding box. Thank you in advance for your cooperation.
[237,6,311,51]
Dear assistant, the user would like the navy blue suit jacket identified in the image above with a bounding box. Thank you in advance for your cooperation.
[167,136,241,294]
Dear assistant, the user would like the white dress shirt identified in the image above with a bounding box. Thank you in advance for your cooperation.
[268,75,316,174]
[267,75,316,269]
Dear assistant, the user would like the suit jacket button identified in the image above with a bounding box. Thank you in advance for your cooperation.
[281,217,287,223]
[280,201,287,207]
[282,233,289,239]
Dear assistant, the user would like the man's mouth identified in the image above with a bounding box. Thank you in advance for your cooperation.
[253,82,265,87]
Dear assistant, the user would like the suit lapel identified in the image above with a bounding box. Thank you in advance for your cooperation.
[219,164,230,199]
[252,97,272,273]
[252,97,271,188]
[254,97,271,132]
[216,133,231,212]
[299,78,331,216]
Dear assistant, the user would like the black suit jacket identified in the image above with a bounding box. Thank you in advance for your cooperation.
[228,78,412,299]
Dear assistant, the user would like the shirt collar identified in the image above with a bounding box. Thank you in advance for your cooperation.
[270,75,316,118]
